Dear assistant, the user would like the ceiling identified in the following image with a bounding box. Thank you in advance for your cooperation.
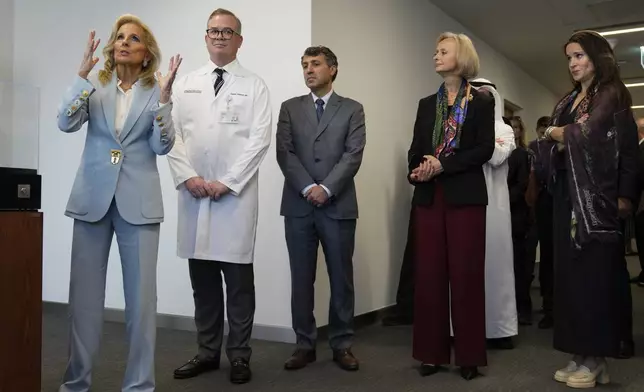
[429,0,644,115]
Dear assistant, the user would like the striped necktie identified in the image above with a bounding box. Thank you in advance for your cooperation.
[214,68,225,96]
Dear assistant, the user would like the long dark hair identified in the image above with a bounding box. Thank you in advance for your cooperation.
[564,30,632,108]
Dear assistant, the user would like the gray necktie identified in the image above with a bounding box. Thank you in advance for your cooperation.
[316,98,325,122]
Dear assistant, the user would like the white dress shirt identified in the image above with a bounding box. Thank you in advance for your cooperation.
[210,59,235,89]
[115,79,136,137]
[302,90,334,197]
[115,78,168,137]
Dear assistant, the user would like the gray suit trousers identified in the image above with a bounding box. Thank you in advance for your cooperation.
[188,259,255,363]
[285,209,356,350]
[60,200,159,392]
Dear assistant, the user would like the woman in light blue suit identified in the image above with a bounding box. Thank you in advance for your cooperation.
[57,14,181,392]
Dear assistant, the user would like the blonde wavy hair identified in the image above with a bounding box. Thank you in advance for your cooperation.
[98,14,161,88]
[436,32,480,80]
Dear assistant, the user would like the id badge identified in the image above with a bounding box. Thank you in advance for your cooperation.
[219,109,240,124]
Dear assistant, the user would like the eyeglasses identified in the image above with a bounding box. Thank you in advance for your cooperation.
[206,28,238,40]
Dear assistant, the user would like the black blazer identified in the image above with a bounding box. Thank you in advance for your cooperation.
[408,89,495,206]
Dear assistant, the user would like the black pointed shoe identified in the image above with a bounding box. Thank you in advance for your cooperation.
[173,356,220,379]
[460,366,480,380]
[419,364,442,377]
[230,358,251,384]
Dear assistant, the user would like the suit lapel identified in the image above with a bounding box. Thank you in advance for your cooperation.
[101,74,118,140]
[301,95,318,129]
[316,92,342,139]
[119,83,155,141]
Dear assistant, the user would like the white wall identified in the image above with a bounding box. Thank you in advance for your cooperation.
[0,0,14,166]
[14,0,312,329]
[311,0,558,318]
[14,0,557,335]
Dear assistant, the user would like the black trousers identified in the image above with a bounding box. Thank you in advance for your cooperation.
[393,210,415,317]
[512,206,532,317]
[536,190,554,313]
[285,210,357,350]
[619,219,634,343]
[188,259,255,363]
[635,211,644,278]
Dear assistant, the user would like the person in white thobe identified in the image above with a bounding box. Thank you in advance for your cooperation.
[471,78,518,348]
[167,8,272,385]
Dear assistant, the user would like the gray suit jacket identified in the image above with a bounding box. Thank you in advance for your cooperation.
[57,73,175,225]
[276,92,366,219]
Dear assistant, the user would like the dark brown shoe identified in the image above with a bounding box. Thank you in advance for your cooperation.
[333,348,359,371]
[284,349,316,370]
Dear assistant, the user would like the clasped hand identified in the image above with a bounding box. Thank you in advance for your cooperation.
[305,185,329,207]
[186,177,230,201]
[410,155,442,182]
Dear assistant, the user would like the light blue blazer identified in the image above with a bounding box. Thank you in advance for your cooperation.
[57,72,175,225]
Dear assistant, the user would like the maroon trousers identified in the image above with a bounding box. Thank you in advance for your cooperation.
[412,185,487,367]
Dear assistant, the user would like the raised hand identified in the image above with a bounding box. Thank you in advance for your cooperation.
[157,54,182,104]
[78,30,100,80]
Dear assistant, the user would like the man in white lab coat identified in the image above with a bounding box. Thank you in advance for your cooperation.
[167,8,272,385]
[470,78,518,349]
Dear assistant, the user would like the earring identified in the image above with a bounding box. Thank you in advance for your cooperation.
[143,59,149,67]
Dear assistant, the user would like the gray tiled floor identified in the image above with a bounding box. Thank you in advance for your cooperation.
[42,258,644,391]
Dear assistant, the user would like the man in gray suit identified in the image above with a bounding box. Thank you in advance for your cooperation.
[276,46,366,372]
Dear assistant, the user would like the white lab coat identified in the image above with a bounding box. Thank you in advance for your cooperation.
[479,85,518,338]
[167,60,272,264]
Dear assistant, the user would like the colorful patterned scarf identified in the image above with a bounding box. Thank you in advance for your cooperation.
[432,78,471,157]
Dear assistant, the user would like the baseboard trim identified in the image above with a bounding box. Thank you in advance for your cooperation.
[43,301,393,344]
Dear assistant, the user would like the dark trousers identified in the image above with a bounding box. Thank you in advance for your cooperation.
[513,231,531,316]
[285,210,356,351]
[512,206,532,317]
[635,211,644,277]
[412,185,487,367]
[392,210,415,317]
[619,219,634,343]
[536,190,554,313]
[188,259,255,363]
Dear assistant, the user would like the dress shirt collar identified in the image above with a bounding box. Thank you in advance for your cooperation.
[198,58,249,77]
[311,89,333,106]
[116,78,139,93]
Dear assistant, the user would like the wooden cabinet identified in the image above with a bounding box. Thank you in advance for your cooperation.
[0,211,43,392]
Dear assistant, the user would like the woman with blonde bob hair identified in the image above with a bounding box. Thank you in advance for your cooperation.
[56,14,181,392]
[407,32,495,380]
